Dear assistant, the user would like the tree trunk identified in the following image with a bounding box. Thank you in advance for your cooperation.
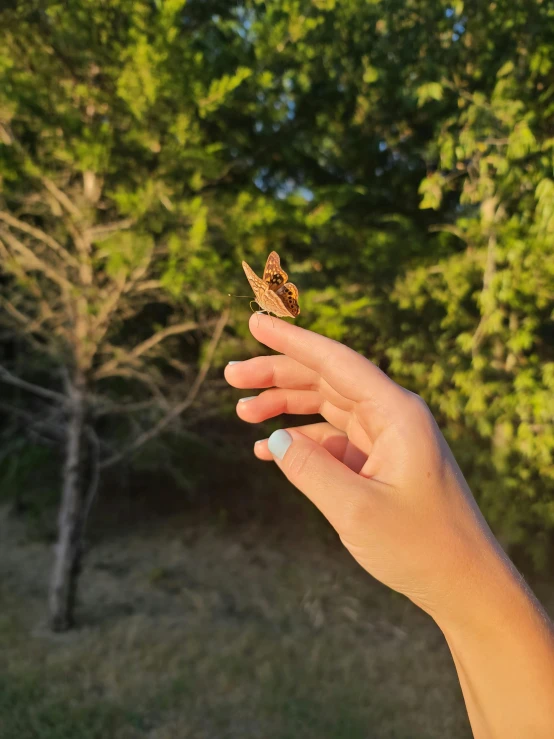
[49,375,86,631]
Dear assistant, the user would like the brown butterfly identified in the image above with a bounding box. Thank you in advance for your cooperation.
[242,251,300,319]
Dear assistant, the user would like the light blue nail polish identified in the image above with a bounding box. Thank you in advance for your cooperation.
[228,361,242,365]
[268,429,292,460]
[238,396,256,403]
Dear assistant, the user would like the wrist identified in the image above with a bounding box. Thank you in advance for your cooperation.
[433,531,551,639]
[431,534,554,738]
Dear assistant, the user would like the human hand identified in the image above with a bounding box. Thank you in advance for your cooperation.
[226,314,554,738]
[225,314,502,621]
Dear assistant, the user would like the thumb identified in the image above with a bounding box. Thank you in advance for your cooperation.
[267,428,372,532]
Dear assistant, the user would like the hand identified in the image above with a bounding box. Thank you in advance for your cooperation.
[226,314,554,738]
[225,314,501,620]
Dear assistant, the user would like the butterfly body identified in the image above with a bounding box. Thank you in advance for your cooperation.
[242,251,300,318]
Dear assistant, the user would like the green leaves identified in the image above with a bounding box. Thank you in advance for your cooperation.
[197,67,253,117]
[418,173,445,210]
[536,179,554,234]
[1,0,553,566]
[496,60,515,78]
[362,65,379,85]
[416,82,444,106]
[117,35,166,120]
[507,121,537,160]
[97,233,154,278]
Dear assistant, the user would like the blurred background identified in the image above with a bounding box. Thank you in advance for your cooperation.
[0,1,553,737]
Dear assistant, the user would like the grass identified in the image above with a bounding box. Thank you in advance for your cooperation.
[0,483,474,739]
[12,414,554,738]
[1,418,502,739]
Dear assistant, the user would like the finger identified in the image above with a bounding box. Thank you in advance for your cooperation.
[236,389,350,428]
[249,313,404,410]
[239,389,373,455]
[225,355,319,390]
[225,355,354,412]
[263,427,375,530]
[254,422,368,473]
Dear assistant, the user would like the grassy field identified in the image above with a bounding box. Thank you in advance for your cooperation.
[6,426,544,739]
[0,483,475,739]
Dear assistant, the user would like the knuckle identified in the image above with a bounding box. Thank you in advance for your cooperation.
[257,358,275,387]
[400,392,443,458]
[319,398,330,417]
[250,356,276,387]
[268,359,277,388]
[282,392,293,415]
[405,391,432,422]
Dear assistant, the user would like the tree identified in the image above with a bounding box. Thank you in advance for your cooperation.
[0,145,229,629]
[388,0,554,565]
[233,0,554,564]
[0,0,239,629]
[1,0,552,637]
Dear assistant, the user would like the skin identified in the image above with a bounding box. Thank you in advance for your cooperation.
[225,313,554,739]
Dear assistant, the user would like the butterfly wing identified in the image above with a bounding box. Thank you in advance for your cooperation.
[242,260,269,305]
[243,256,300,319]
[263,251,288,291]
[276,282,300,317]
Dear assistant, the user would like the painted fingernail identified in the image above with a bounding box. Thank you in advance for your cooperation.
[268,429,292,460]
[254,439,267,446]
[238,396,256,403]
[228,361,242,365]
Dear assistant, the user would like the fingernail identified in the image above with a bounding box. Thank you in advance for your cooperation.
[254,439,267,445]
[238,396,256,403]
[268,429,292,460]
[228,361,242,365]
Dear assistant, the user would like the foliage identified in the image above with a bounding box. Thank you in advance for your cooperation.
[0,0,552,564]
[392,0,554,566]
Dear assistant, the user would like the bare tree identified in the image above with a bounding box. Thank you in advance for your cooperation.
[0,156,229,631]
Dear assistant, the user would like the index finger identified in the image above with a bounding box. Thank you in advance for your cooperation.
[249,313,403,407]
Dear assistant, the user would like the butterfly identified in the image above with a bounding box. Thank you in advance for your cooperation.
[242,251,300,319]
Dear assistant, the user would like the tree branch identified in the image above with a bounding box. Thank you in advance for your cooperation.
[0,296,32,327]
[41,176,81,219]
[0,237,47,302]
[87,218,135,239]
[0,210,78,268]
[90,273,128,344]
[428,224,468,242]
[0,295,60,355]
[0,401,65,440]
[126,279,164,294]
[93,320,206,379]
[93,366,169,403]
[100,308,229,469]
[131,321,203,361]
[0,364,67,405]
[0,227,74,292]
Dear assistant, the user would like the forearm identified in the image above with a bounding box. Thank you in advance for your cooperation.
[435,540,554,738]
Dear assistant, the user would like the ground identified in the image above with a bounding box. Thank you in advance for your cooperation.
[0,500,474,739]
[4,427,542,739]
